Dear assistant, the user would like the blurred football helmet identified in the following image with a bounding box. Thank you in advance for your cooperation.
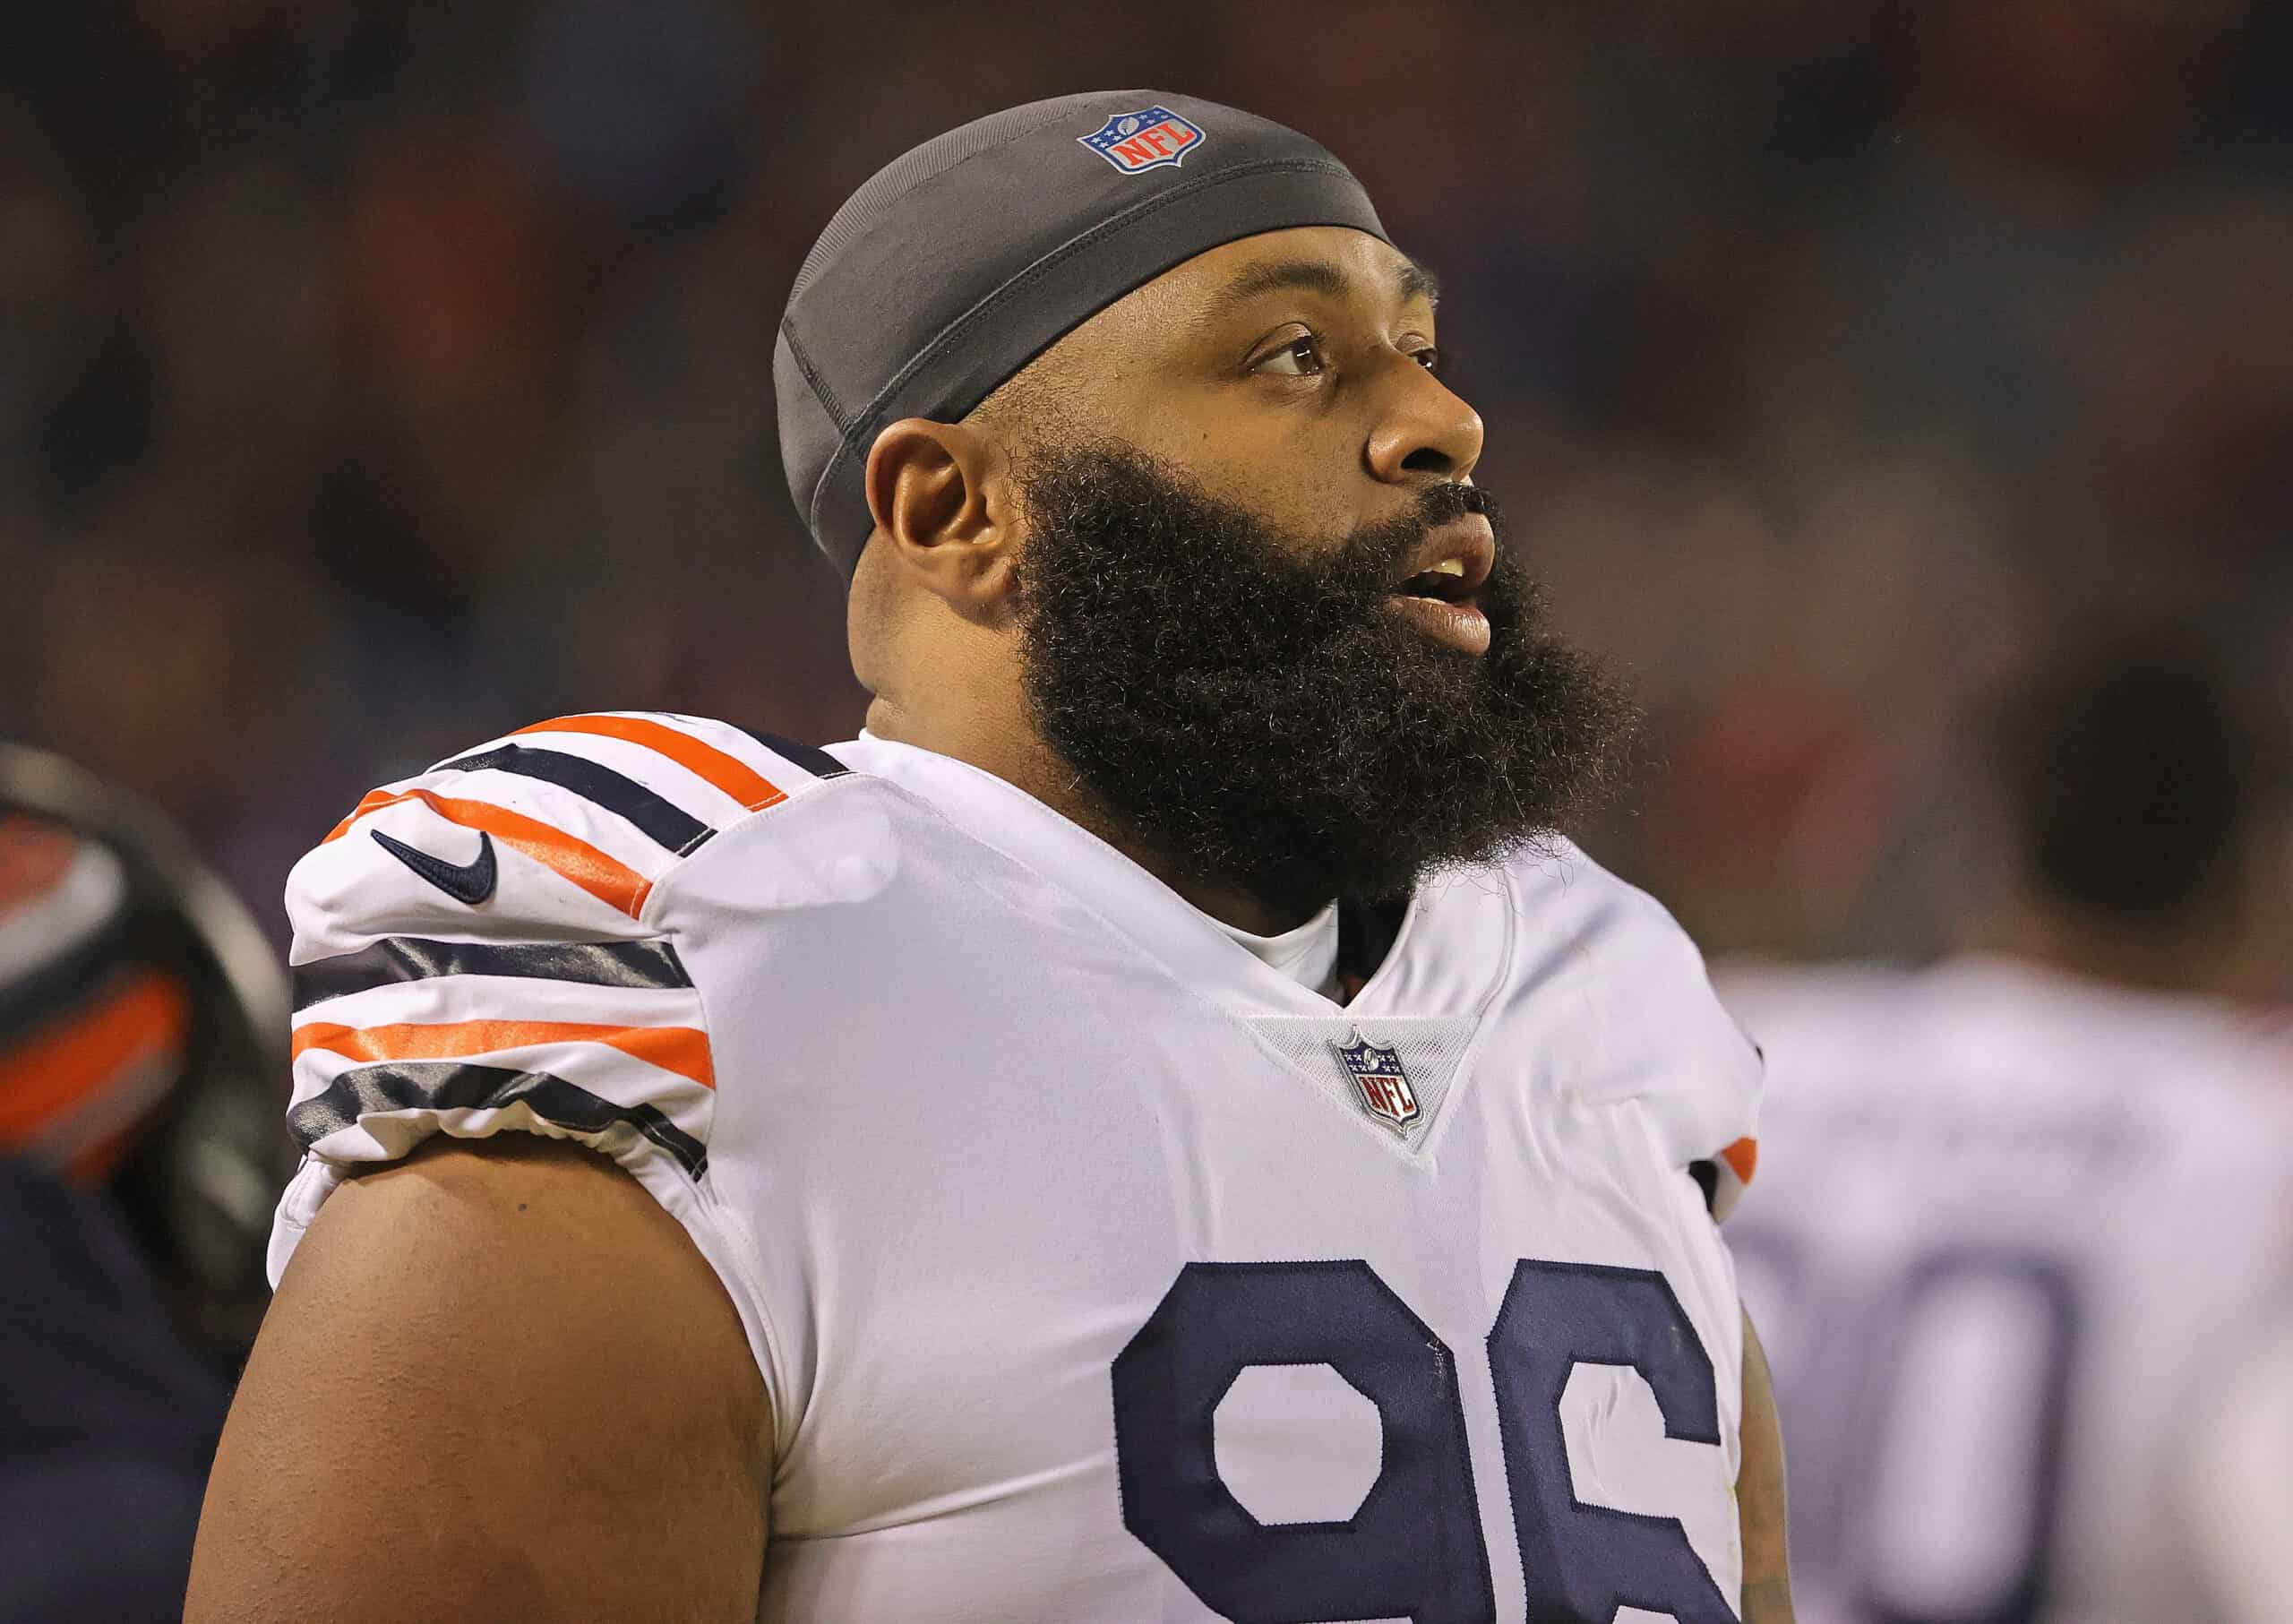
[0,742,293,1368]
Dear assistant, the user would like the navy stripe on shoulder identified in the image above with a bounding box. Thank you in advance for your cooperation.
[725,726,850,781]
[441,743,713,853]
[288,1060,706,1178]
[292,936,692,1012]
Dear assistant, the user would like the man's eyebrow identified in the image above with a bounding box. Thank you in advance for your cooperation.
[1215,258,1353,310]
[1212,255,1443,314]
[1396,258,1442,309]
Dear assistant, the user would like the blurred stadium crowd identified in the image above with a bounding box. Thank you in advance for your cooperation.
[4,0,2289,967]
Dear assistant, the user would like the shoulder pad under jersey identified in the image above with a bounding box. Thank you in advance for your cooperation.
[1508,841,1764,1220]
[281,712,848,1194]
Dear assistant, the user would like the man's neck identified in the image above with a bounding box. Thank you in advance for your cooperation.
[1971,906,2244,1003]
[862,696,1320,936]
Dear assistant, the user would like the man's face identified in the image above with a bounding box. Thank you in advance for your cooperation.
[1026,227,1484,600]
[996,228,1635,915]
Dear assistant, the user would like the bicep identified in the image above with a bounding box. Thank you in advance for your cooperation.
[186,1139,770,1623]
[1739,1305,1796,1624]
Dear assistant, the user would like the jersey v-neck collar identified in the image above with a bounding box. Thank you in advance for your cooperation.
[827,733,1440,1017]
[1213,901,1341,1000]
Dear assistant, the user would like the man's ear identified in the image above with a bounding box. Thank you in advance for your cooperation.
[863,418,1018,614]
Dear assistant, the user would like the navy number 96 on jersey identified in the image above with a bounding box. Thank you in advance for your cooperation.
[1112,1259,1736,1624]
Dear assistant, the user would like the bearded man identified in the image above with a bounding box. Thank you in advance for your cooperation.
[190,93,1791,1624]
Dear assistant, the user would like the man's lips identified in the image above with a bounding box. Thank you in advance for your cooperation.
[1385,514,1496,655]
[1392,514,1496,599]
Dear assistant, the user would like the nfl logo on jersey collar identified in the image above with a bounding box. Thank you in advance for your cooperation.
[1078,106,1207,174]
[1334,1030,1420,1132]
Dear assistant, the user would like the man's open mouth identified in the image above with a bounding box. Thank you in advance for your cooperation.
[1396,556,1475,603]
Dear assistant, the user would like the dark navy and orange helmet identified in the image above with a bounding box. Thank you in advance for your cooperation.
[0,743,292,1363]
[0,809,191,1181]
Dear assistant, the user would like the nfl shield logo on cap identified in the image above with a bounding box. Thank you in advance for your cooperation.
[1078,106,1207,175]
[1334,1030,1420,1132]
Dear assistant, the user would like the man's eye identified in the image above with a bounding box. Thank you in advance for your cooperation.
[1257,334,1326,377]
[1413,347,1443,374]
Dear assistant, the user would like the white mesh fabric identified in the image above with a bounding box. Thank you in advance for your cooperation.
[1244,1016,1480,1155]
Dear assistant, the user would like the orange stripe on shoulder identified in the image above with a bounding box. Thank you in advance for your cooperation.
[293,1018,715,1089]
[322,788,653,917]
[511,714,789,812]
[1720,1136,1758,1186]
[323,787,405,843]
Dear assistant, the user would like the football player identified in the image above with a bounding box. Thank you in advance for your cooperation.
[190,93,1791,1622]
[1721,641,2293,1624]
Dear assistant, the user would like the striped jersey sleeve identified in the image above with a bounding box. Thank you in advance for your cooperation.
[269,711,846,1287]
[1694,1129,1760,1223]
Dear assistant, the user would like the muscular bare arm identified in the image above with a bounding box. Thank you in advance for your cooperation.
[1739,1306,1796,1624]
[185,1139,770,1622]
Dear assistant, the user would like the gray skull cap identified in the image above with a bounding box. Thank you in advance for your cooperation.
[774,90,1389,575]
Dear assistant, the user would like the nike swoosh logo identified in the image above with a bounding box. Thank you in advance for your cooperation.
[372,829,498,905]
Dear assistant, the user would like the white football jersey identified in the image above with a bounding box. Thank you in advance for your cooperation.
[272,713,1763,1623]
[1719,957,2293,1624]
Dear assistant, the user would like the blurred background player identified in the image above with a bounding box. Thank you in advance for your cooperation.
[1721,638,2293,1624]
[0,743,292,1623]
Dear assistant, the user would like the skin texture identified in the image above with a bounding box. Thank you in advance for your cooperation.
[191,225,1791,1618]
[1739,1309,1798,1623]
[184,1138,769,1622]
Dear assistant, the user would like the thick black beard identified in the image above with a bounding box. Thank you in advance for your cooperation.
[1011,441,1637,918]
